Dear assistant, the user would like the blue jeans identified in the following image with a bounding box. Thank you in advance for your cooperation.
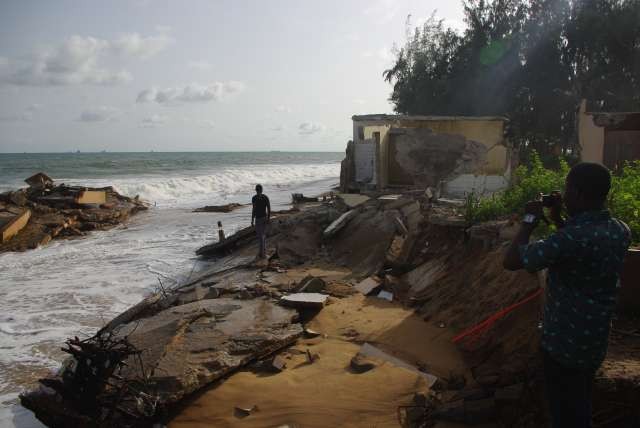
[255,217,267,258]
[543,350,596,428]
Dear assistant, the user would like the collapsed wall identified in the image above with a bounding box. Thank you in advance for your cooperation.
[386,127,488,189]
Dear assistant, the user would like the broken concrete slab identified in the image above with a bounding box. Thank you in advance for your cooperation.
[20,298,302,426]
[404,259,447,300]
[376,290,394,302]
[75,190,106,205]
[193,203,245,213]
[25,172,53,189]
[354,277,381,296]
[280,293,328,309]
[358,343,438,388]
[323,209,358,238]
[0,209,31,243]
[337,193,370,209]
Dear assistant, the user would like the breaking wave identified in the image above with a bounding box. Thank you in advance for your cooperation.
[62,162,340,208]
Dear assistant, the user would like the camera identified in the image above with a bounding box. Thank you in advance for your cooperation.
[541,192,561,208]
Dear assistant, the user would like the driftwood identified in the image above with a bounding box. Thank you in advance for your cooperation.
[21,329,159,427]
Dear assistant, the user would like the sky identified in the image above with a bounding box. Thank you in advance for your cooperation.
[0,0,466,153]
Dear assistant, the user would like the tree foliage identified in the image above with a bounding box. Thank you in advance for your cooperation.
[384,0,640,163]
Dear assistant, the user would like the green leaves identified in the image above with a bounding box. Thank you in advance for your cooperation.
[465,154,640,244]
[384,0,640,162]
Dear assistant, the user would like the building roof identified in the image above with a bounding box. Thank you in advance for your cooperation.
[352,114,508,122]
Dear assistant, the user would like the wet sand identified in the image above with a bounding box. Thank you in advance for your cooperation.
[170,294,471,428]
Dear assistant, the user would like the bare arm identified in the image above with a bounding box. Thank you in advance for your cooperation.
[503,223,536,270]
[503,200,543,271]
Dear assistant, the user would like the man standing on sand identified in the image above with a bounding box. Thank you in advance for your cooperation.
[251,184,271,259]
[503,163,631,428]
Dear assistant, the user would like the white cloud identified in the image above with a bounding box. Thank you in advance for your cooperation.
[0,32,171,87]
[78,106,121,122]
[343,32,360,42]
[155,25,173,34]
[274,105,292,113]
[136,81,245,104]
[26,103,43,112]
[187,60,214,71]
[298,122,324,135]
[111,33,174,60]
[141,114,166,127]
[362,47,394,63]
[0,104,44,122]
[363,0,399,24]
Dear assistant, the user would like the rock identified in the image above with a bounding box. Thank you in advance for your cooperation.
[234,405,258,418]
[280,293,328,309]
[349,354,376,373]
[354,277,381,296]
[303,328,322,338]
[297,276,326,293]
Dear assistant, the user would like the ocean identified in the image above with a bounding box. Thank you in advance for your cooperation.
[0,152,342,427]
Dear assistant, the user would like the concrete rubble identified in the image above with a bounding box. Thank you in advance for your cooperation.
[0,172,148,253]
[20,171,640,427]
[193,203,245,213]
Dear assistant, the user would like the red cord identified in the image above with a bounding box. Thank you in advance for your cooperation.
[452,287,543,344]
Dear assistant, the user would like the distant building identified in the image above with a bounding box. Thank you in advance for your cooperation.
[342,114,512,197]
[578,100,640,169]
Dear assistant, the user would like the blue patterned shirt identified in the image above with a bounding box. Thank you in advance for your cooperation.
[519,210,631,370]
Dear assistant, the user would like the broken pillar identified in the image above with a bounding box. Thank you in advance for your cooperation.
[0,209,31,243]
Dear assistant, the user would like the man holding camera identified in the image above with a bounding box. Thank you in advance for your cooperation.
[503,162,631,428]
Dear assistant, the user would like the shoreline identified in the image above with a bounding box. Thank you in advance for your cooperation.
[13,187,640,427]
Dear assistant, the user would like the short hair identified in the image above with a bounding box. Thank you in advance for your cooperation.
[255,184,263,192]
[567,162,611,205]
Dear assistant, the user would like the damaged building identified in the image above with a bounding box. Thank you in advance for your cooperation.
[578,99,640,169]
[341,114,513,197]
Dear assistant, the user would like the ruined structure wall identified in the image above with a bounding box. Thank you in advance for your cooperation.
[578,100,605,163]
[395,119,507,174]
[386,127,492,189]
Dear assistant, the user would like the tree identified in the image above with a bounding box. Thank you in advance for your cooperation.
[384,0,640,164]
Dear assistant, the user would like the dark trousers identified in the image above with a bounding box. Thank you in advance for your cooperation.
[255,217,267,258]
[543,351,596,428]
